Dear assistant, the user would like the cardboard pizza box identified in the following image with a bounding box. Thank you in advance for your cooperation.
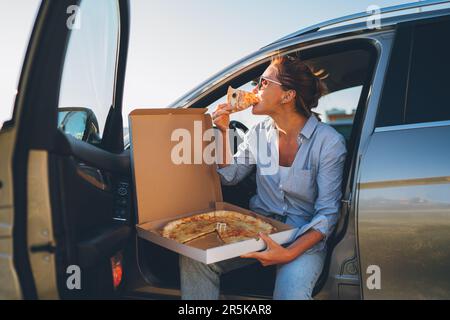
[129,108,298,264]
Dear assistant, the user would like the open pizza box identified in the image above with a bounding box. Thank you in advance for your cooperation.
[129,108,298,264]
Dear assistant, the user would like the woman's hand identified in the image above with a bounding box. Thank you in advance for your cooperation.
[241,233,293,266]
[212,103,232,132]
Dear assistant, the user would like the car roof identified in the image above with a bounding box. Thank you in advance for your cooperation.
[267,0,450,47]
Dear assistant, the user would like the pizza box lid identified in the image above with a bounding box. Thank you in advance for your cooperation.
[129,108,223,224]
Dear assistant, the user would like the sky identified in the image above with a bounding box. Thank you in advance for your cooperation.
[0,0,428,128]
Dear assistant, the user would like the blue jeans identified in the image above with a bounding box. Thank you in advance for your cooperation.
[179,249,327,300]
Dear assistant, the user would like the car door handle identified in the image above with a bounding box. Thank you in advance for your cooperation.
[30,242,57,253]
[76,164,110,191]
[341,198,351,207]
[340,195,352,216]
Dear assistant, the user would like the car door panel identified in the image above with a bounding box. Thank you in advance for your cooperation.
[0,0,133,299]
[27,150,59,299]
[76,224,131,269]
[4,0,76,300]
[358,126,450,299]
[0,127,22,299]
[48,130,133,298]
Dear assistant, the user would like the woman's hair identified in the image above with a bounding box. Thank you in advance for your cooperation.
[270,55,328,121]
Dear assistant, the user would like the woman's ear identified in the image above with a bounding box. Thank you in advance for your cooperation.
[283,90,296,104]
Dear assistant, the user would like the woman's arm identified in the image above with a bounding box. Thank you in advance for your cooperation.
[241,229,323,266]
[212,103,256,186]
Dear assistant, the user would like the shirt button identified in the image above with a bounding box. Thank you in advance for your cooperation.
[279,184,283,188]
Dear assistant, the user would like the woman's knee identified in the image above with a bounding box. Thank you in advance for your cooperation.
[273,250,326,300]
[179,255,222,278]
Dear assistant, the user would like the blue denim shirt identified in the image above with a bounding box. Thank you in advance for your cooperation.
[217,115,347,252]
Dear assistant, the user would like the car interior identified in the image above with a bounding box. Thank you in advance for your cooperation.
[129,39,379,299]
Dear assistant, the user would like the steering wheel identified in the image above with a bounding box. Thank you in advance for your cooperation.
[228,120,248,154]
[229,120,249,133]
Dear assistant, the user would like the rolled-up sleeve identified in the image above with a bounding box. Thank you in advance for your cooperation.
[294,135,347,242]
[216,127,256,186]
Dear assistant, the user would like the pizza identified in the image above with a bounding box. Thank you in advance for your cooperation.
[161,210,276,245]
[226,86,260,113]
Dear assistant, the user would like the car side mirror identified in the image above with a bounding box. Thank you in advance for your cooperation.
[58,107,101,145]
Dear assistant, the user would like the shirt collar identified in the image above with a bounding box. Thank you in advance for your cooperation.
[300,114,319,140]
[269,114,319,141]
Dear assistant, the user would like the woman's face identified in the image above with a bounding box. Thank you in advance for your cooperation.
[251,65,286,116]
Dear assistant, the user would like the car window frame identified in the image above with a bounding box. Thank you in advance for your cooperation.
[375,14,450,132]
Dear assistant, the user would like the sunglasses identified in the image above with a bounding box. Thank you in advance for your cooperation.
[256,76,283,90]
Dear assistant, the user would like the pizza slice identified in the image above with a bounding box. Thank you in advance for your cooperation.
[226,86,260,113]
[162,215,217,244]
[215,211,276,244]
[180,227,217,244]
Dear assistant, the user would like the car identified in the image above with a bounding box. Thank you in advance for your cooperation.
[1,0,449,300]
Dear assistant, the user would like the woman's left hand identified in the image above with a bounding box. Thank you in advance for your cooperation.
[240,233,293,266]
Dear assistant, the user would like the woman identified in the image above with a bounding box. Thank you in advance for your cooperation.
[180,55,347,300]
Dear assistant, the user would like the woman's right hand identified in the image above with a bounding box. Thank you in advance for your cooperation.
[212,103,232,132]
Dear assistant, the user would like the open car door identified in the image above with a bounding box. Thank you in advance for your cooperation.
[0,0,132,299]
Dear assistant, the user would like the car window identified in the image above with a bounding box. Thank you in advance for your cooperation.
[375,26,411,128]
[58,0,120,144]
[377,19,450,128]
[405,19,450,124]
